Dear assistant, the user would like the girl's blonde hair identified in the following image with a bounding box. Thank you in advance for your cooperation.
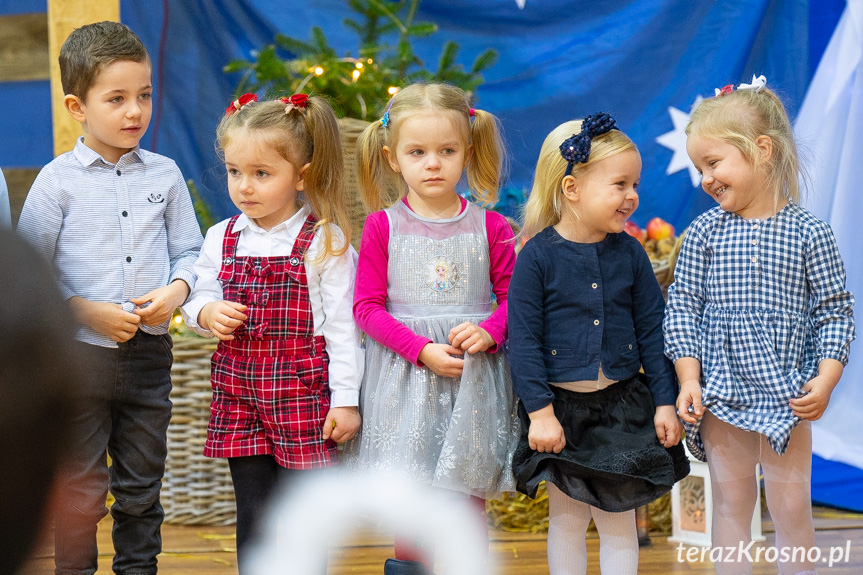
[216,96,349,261]
[685,86,800,205]
[521,119,637,238]
[356,82,506,212]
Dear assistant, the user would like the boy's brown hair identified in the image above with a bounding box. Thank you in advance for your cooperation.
[59,21,150,101]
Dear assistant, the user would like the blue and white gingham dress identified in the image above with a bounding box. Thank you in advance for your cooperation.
[664,203,855,461]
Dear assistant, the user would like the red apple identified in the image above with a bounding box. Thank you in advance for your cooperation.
[646,217,674,241]
[624,221,646,245]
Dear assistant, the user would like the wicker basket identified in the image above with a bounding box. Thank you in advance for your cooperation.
[339,117,372,251]
[651,230,686,298]
[161,336,237,525]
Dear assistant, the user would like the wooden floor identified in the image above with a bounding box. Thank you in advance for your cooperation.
[21,508,863,574]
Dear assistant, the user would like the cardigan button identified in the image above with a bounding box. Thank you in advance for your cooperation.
[591,283,597,289]
[593,319,600,326]
[629,344,633,350]
[551,349,557,355]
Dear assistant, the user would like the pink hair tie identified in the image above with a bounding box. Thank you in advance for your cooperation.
[469,108,476,117]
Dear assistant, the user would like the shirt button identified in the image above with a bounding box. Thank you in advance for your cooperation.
[593,319,600,326]
[753,224,759,230]
[551,349,557,355]
[116,170,121,176]
[592,283,598,289]
[126,256,132,262]
[122,211,128,217]
[751,239,757,245]
[629,344,633,350]
[751,256,758,263]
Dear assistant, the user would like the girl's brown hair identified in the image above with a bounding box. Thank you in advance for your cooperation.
[356,83,506,212]
[216,96,349,261]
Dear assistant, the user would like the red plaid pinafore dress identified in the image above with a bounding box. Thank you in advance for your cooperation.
[204,213,337,468]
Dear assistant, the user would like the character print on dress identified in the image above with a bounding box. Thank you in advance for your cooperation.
[346,201,519,497]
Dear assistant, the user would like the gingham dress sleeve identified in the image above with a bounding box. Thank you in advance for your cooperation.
[664,214,711,363]
[805,220,855,365]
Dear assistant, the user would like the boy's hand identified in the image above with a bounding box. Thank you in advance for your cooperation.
[676,380,704,424]
[198,301,248,340]
[69,297,140,342]
[527,404,566,453]
[131,280,191,326]
[448,322,495,354]
[654,404,683,447]
[418,343,465,378]
[322,406,361,443]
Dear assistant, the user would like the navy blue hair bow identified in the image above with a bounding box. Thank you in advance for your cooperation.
[559,112,618,176]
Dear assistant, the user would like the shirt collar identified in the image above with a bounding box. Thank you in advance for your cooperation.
[230,202,311,235]
[72,137,144,168]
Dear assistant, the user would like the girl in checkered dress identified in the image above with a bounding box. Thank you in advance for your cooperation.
[665,77,855,575]
[182,94,362,573]
[345,83,519,575]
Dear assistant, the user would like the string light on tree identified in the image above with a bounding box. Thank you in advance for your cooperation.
[225,0,497,122]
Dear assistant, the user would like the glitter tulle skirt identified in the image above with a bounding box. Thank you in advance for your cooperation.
[345,314,519,498]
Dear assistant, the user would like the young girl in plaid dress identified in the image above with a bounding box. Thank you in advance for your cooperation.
[182,94,362,572]
[345,83,519,575]
[665,76,855,575]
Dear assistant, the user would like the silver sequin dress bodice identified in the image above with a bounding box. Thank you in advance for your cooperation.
[345,201,518,497]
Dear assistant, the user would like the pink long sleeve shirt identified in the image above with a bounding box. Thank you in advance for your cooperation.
[353,197,516,366]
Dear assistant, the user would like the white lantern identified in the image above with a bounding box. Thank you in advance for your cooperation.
[669,445,764,547]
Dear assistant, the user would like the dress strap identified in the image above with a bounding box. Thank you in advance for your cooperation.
[217,215,242,284]
[287,212,319,266]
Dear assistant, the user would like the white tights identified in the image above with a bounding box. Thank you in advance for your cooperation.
[546,482,638,575]
[701,411,816,575]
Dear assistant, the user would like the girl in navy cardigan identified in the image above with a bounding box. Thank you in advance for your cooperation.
[508,114,689,575]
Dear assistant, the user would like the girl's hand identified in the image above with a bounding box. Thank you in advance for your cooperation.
[448,322,495,354]
[527,404,566,453]
[654,405,683,447]
[323,406,361,443]
[790,359,842,421]
[418,343,465,378]
[198,300,248,340]
[790,376,835,421]
[676,380,704,424]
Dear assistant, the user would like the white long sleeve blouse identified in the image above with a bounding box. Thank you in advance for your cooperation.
[182,203,363,407]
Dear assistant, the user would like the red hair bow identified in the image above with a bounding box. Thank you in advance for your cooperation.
[226,93,257,116]
[281,93,309,113]
[717,84,734,97]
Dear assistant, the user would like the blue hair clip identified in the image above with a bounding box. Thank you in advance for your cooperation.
[560,112,618,177]
[380,97,395,128]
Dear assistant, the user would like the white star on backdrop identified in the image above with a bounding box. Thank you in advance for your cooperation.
[655,99,702,187]
[515,0,526,8]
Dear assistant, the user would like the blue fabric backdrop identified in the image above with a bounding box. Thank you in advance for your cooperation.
[0,0,845,227]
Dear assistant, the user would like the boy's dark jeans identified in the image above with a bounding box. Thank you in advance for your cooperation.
[55,332,173,575]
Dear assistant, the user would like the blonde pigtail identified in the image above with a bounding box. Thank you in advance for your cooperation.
[301,96,350,262]
[466,108,505,206]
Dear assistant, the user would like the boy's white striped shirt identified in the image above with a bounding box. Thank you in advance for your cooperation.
[17,138,202,348]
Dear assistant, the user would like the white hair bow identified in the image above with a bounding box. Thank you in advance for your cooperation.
[737,75,767,93]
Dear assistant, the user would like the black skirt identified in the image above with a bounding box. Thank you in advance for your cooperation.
[513,375,690,512]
